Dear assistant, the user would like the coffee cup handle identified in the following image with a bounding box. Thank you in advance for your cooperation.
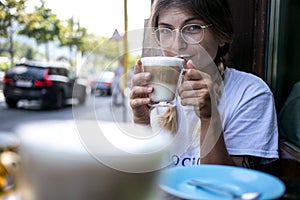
[178,68,188,85]
[148,101,176,109]
[181,68,188,74]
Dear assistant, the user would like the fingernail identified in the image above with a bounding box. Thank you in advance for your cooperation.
[187,59,194,65]
[146,87,153,93]
[146,98,151,103]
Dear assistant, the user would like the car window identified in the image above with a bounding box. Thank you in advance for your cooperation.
[8,65,45,79]
[45,66,70,78]
[58,68,68,76]
[48,68,59,75]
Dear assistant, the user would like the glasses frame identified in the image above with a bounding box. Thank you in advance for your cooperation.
[153,23,213,47]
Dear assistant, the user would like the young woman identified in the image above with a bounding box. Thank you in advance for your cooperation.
[129,0,278,169]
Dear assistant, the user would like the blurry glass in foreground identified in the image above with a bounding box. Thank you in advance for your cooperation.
[14,120,173,200]
[0,162,13,194]
[0,132,20,198]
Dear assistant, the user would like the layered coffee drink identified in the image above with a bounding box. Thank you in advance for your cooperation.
[141,57,184,106]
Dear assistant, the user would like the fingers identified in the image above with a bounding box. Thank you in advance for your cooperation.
[179,79,211,106]
[130,97,151,109]
[130,81,153,109]
[179,85,209,99]
[183,68,210,82]
[186,59,196,70]
[179,75,212,95]
[130,59,154,109]
[131,59,152,87]
[130,86,153,99]
[178,61,214,111]
[133,59,143,74]
[132,73,151,87]
[129,86,152,115]
[180,89,210,107]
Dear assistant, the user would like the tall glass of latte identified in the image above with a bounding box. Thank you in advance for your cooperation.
[141,56,184,107]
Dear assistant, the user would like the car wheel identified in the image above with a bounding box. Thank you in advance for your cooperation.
[55,91,64,109]
[101,90,108,96]
[5,98,18,108]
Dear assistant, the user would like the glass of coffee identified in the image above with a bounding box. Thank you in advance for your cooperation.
[141,56,185,107]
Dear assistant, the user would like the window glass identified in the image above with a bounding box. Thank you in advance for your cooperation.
[274,0,300,111]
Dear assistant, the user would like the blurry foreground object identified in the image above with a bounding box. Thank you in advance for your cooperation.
[0,132,20,198]
[0,162,13,195]
[15,120,172,200]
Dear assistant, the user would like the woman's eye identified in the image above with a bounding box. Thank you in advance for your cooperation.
[159,28,172,35]
[184,25,202,33]
[161,29,169,34]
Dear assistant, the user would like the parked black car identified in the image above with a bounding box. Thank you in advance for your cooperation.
[3,61,87,109]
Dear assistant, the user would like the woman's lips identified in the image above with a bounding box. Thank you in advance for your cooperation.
[175,54,191,60]
[175,54,191,66]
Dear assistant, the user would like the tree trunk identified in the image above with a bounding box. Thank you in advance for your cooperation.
[9,31,14,65]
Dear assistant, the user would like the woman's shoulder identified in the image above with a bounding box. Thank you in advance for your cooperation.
[225,67,262,82]
[224,67,271,93]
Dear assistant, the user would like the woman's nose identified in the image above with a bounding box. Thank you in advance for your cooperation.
[171,30,187,51]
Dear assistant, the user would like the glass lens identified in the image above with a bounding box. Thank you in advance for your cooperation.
[154,24,206,47]
[155,28,173,47]
[182,24,204,44]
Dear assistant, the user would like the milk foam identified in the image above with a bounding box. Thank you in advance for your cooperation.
[141,56,184,67]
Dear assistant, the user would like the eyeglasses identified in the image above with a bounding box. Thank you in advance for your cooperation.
[153,23,212,47]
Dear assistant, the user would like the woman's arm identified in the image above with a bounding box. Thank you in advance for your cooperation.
[199,113,235,165]
[200,111,269,169]
[178,60,235,165]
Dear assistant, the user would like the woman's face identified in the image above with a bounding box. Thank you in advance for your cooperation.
[158,7,223,69]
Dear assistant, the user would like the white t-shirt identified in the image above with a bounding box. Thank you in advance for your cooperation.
[151,67,279,167]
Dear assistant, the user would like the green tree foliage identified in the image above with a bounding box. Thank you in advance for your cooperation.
[18,0,60,60]
[81,35,126,72]
[0,0,27,63]
[59,17,87,53]
[0,62,11,71]
[0,0,27,37]
[0,0,142,76]
[0,40,40,61]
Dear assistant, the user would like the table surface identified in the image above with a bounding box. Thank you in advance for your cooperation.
[1,177,300,200]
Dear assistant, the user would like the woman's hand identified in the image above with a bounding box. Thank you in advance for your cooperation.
[129,59,153,124]
[178,60,217,119]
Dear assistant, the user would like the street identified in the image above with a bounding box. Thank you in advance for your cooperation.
[0,92,132,133]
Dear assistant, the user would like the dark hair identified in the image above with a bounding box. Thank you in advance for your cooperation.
[149,0,234,64]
